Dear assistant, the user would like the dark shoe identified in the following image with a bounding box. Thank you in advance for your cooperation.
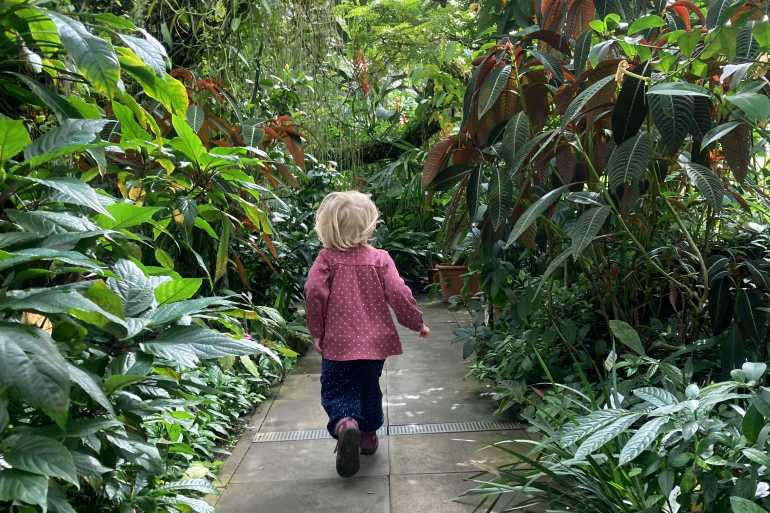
[361,432,378,455]
[334,417,361,477]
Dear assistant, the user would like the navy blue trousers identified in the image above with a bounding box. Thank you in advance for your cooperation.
[320,359,385,438]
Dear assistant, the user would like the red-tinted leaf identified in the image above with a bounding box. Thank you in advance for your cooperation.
[523,30,571,55]
[274,162,299,187]
[556,143,576,184]
[669,4,692,31]
[612,62,650,145]
[671,1,705,25]
[451,147,481,167]
[423,136,459,188]
[522,72,550,132]
[281,135,305,170]
[566,0,595,39]
[541,0,568,34]
[723,123,751,182]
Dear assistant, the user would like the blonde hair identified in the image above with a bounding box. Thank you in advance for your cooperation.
[315,191,379,250]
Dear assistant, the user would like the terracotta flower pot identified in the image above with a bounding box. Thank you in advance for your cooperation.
[435,265,480,303]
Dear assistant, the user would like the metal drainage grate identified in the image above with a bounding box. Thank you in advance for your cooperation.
[388,420,520,436]
[253,420,519,443]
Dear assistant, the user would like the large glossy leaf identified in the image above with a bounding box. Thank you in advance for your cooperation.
[700,121,742,149]
[574,413,643,459]
[47,11,120,96]
[154,278,202,305]
[647,82,711,97]
[607,132,651,192]
[0,114,31,164]
[154,479,218,494]
[649,94,693,154]
[725,92,770,123]
[107,259,154,316]
[500,112,530,163]
[735,26,759,64]
[23,118,111,165]
[633,387,678,407]
[26,176,113,217]
[112,100,151,141]
[608,319,646,355]
[619,416,667,465]
[530,49,563,84]
[422,136,457,188]
[683,161,724,211]
[96,203,160,230]
[477,64,512,119]
[215,217,231,283]
[561,75,615,128]
[723,123,751,182]
[560,408,628,446]
[709,278,734,336]
[730,497,770,513]
[571,206,610,257]
[535,247,572,296]
[0,323,70,418]
[466,166,482,223]
[565,0,595,38]
[488,164,513,230]
[0,247,102,272]
[186,105,205,133]
[0,470,49,508]
[573,31,591,75]
[170,114,208,167]
[612,62,649,144]
[4,434,79,485]
[141,326,270,368]
[241,119,264,146]
[11,73,81,122]
[119,33,167,75]
[508,130,555,175]
[67,363,114,416]
[736,288,767,343]
[506,184,571,247]
[118,48,188,116]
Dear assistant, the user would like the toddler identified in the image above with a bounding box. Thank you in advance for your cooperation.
[304,191,430,478]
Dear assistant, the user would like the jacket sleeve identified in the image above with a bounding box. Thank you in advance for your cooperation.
[378,251,424,332]
[304,252,332,340]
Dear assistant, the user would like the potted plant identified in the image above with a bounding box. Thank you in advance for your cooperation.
[432,243,480,303]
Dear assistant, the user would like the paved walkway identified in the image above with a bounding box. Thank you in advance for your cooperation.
[211,302,527,512]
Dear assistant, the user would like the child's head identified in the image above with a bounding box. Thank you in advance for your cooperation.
[315,191,379,250]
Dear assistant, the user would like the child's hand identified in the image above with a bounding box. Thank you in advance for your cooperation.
[419,325,430,338]
[313,338,323,353]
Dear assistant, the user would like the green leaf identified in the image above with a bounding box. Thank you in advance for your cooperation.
[701,121,743,149]
[754,21,770,47]
[562,75,615,128]
[23,118,111,164]
[647,82,712,97]
[95,203,160,229]
[0,114,31,164]
[619,416,668,465]
[187,104,205,133]
[0,247,102,272]
[731,497,770,513]
[0,470,48,508]
[633,387,679,407]
[736,288,766,342]
[742,448,770,468]
[118,33,167,75]
[736,26,759,64]
[725,92,770,123]
[466,166,482,223]
[118,47,188,116]
[707,0,736,28]
[67,363,114,415]
[506,185,571,247]
[155,248,174,270]
[11,73,81,122]
[500,112,529,163]
[25,176,114,217]
[535,247,573,297]
[112,100,151,141]
[0,399,8,435]
[141,326,269,368]
[571,206,610,258]
[72,451,112,476]
[170,114,208,166]
[239,355,261,378]
[488,164,513,230]
[48,483,78,513]
[104,374,147,395]
[215,217,231,283]
[683,161,724,212]
[629,15,665,35]
[648,94,693,154]
[242,119,264,146]
[47,11,120,96]
[609,319,646,356]
[154,479,217,495]
[194,217,219,240]
[560,409,629,446]
[154,278,202,305]
[477,64,512,119]
[4,434,79,486]
[174,495,215,513]
[575,413,643,459]
[107,259,154,316]
[573,31,592,75]
[607,132,651,192]
[149,297,233,327]
[0,322,70,417]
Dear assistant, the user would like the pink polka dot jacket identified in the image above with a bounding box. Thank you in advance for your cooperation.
[304,245,424,361]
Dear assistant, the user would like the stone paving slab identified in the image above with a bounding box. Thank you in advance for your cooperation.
[216,477,389,513]
[389,472,497,513]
